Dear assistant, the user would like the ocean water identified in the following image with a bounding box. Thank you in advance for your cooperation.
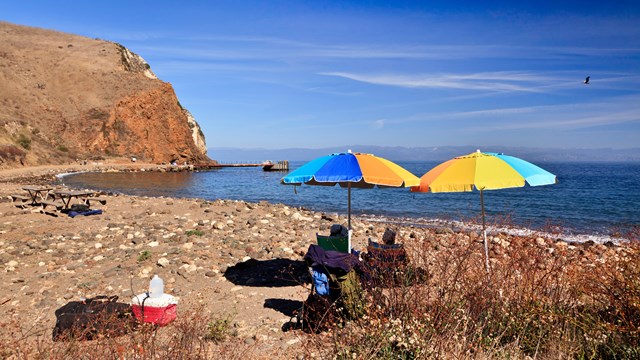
[60,161,640,242]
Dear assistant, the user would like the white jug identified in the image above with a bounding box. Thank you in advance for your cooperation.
[149,275,164,298]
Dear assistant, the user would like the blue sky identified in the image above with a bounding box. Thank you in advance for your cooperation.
[4,1,640,150]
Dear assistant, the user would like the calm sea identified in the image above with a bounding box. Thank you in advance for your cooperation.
[60,161,640,242]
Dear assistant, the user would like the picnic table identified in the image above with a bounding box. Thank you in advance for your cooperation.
[22,186,53,205]
[53,190,97,210]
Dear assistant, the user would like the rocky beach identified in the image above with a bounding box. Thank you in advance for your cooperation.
[0,163,636,358]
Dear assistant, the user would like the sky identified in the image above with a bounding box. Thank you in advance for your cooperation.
[3,1,640,151]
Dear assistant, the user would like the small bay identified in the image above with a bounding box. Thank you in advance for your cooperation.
[61,161,640,241]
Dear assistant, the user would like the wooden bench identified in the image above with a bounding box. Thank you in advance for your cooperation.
[9,195,30,208]
[84,198,107,206]
[40,200,64,213]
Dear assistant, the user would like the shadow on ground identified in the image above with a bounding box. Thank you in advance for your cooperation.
[264,298,303,318]
[224,258,309,287]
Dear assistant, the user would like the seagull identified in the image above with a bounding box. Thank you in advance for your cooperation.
[584,76,590,84]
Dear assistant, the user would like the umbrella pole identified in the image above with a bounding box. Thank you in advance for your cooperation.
[480,189,490,272]
[347,183,352,252]
[347,182,352,230]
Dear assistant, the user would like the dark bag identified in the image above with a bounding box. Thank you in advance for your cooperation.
[70,203,90,212]
[52,295,135,341]
[301,293,336,333]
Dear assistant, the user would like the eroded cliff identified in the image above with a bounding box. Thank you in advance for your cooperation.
[0,21,209,168]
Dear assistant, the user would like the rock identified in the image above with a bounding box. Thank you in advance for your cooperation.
[212,222,225,230]
[435,227,453,234]
[157,257,170,267]
[555,241,568,250]
[291,212,312,222]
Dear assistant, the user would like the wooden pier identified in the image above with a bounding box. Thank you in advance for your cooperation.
[262,160,289,171]
[193,160,289,171]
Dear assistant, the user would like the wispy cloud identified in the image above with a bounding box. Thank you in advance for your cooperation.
[321,71,550,92]
[458,96,640,131]
[131,34,640,62]
[467,109,640,132]
[359,95,640,133]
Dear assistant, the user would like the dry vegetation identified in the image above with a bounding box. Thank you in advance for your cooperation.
[303,229,640,359]
[1,226,638,359]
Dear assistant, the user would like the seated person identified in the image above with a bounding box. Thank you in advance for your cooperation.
[364,228,408,285]
[382,228,397,245]
[317,224,350,253]
[330,224,349,238]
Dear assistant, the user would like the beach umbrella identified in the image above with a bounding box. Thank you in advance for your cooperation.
[411,150,557,271]
[282,150,420,251]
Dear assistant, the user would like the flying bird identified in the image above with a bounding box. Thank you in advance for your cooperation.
[584,76,590,84]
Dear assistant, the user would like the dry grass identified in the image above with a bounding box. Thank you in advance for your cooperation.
[0,306,260,360]
[2,227,638,359]
[299,228,640,359]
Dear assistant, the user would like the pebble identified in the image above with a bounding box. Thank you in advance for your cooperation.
[157,257,170,267]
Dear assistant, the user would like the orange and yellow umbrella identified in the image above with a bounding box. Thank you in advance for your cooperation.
[411,150,557,270]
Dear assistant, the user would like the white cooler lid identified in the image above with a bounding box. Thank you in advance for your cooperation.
[131,293,178,307]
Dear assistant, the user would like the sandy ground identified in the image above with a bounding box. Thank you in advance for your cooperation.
[0,162,386,356]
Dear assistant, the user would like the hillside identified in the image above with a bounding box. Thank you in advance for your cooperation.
[0,21,209,168]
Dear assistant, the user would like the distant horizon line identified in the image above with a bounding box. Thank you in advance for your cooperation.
[206,145,640,163]
[208,145,640,151]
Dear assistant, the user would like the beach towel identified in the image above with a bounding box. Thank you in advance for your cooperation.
[304,244,360,275]
[68,209,103,218]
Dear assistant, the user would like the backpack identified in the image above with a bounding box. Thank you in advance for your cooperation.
[70,203,90,212]
[330,270,365,320]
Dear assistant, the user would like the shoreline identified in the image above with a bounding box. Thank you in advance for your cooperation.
[45,164,632,246]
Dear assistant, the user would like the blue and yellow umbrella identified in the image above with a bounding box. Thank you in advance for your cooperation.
[411,150,557,270]
[282,151,419,250]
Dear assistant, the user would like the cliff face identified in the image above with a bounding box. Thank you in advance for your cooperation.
[0,21,209,168]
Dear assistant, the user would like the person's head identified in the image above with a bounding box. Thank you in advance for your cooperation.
[382,228,396,245]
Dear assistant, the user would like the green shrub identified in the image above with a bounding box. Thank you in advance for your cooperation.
[186,229,204,237]
[137,250,151,262]
[205,317,231,343]
[16,134,31,150]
